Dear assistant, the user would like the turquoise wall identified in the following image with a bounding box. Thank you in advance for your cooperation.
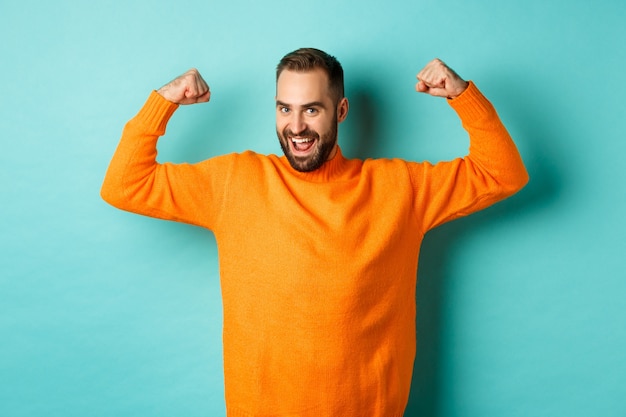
[2,0,624,416]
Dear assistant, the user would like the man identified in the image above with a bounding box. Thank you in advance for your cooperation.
[102,48,528,417]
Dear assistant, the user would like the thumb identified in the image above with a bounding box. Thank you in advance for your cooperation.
[415,80,448,97]
[415,80,427,93]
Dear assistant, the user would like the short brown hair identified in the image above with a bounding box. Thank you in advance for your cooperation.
[276,48,345,103]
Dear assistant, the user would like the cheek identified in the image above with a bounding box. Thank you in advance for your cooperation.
[316,118,334,134]
[275,119,287,134]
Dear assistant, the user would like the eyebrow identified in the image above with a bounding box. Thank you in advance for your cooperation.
[276,100,327,109]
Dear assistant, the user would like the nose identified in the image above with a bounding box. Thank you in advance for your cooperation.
[290,112,306,135]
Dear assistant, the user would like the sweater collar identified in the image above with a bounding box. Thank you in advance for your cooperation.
[279,146,356,183]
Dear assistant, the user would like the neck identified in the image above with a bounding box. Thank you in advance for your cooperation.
[281,146,353,183]
[326,144,338,162]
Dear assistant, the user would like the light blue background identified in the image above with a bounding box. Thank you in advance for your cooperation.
[1,0,624,416]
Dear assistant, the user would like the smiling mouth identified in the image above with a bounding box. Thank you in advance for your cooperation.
[291,137,316,153]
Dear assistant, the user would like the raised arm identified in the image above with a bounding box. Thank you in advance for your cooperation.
[101,69,227,229]
[410,59,529,232]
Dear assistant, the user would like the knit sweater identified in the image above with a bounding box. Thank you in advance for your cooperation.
[101,82,528,417]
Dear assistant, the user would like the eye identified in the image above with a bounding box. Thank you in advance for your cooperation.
[305,108,318,115]
[279,106,290,114]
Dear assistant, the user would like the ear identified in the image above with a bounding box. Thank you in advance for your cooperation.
[337,97,349,123]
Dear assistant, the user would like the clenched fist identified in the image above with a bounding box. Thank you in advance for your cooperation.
[157,68,211,105]
[416,59,468,99]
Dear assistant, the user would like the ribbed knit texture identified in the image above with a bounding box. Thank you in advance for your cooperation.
[101,82,528,417]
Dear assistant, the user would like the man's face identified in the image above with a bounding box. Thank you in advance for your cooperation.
[276,69,348,172]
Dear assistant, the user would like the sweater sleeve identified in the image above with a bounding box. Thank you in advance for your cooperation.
[100,91,231,230]
[408,81,529,233]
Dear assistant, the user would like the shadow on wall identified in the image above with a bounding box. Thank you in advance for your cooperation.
[345,73,560,416]
[340,78,384,160]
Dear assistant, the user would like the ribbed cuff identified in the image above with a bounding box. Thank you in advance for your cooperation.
[448,81,495,121]
[133,90,179,135]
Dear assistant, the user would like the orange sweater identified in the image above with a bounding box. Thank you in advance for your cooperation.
[101,82,528,417]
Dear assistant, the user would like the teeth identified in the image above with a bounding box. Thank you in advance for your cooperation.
[292,137,314,144]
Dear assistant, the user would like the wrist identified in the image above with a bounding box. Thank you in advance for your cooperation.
[156,86,178,104]
[448,81,470,100]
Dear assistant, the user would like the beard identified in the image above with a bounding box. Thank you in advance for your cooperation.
[277,117,338,173]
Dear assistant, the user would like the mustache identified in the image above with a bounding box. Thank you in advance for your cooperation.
[282,128,320,139]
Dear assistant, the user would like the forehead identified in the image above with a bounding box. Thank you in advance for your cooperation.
[276,69,332,104]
